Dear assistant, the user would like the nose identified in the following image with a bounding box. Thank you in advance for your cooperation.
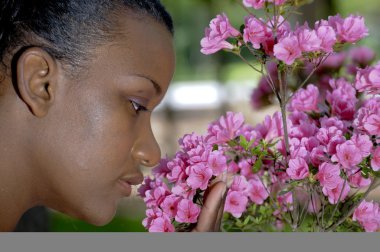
[131,122,161,167]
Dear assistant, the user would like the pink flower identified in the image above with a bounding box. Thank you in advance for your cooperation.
[171,182,196,200]
[248,177,269,204]
[289,84,319,112]
[179,133,204,152]
[149,216,175,232]
[243,15,271,49]
[201,13,240,55]
[143,207,164,229]
[322,179,350,204]
[287,157,310,180]
[371,147,380,172]
[355,64,380,94]
[224,190,248,218]
[152,158,170,179]
[351,134,373,158]
[273,35,302,65]
[328,14,368,43]
[349,171,371,188]
[295,26,321,52]
[207,112,245,144]
[238,159,255,178]
[175,198,201,223]
[364,114,380,136]
[350,46,375,66]
[315,23,337,52]
[354,97,380,134]
[160,195,181,218]
[207,150,227,176]
[316,162,342,190]
[243,0,266,9]
[186,163,213,190]
[353,200,380,232]
[333,141,363,171]
[230,175,251,195]
[166,153,188,184]
[144,185,171,208]
[255,112,283,142]
[310,146,327,167]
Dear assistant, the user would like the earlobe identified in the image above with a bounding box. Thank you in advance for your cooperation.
[16,47,58,118]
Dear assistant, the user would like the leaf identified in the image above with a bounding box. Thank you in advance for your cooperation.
[212,144,219,151]
[239,135,249,150]
[252,156,263,173]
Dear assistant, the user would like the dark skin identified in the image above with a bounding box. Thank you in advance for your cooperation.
[0,13,226,232]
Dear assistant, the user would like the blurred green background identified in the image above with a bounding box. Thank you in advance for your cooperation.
[15,0,380,232]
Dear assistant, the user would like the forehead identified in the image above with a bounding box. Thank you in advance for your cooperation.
[85,13,175,91]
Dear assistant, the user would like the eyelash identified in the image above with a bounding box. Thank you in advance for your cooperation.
[129,100,148,114]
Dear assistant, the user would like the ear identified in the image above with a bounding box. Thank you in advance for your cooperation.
[16,47,58,117]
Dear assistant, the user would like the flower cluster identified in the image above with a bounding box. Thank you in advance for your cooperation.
[141,79,380,231]
[139,0,380,232]
[200,7,368,66]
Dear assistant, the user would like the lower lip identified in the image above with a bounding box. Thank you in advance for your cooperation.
[117,179,132,196]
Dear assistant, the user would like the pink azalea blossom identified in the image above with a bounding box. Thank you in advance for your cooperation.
[160,195,181,218]
[295,26,321,52]
[149,216,175,232]
[166,153,188,184]
[201,13,240,55]
[322,179,350,204]
[238,159,255,178]
[355,63,380,94]
[179,133,204,152]
[310,145,327,167]
[186,163,213,190]
[243,15,271,49]
[289,84,319,112]
[316,162,342,190]
[350,46,375,66]
[243,0,266,9]
[175,198,201,223]
[171,182,196,200]
[144,185,171,208]
[371,147,380,172]
[230,175,251,195]
[207,150,227,176]
[363,114,380,136]
[351,134,373,158]
[354,97,380,134]
[328,14,368,43]
[315,23,337,52]
[287,157,310,180]
[207,111,245,144]
[143,207,164,229]
[255,112,283,142]
[333,141,363,171]
[224,190,248,218]
[353,200,380,232]
[273,35,302,65]
[248,177,269,204]
[348,171,371,188]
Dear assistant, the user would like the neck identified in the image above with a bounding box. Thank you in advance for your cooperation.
[0,127,39,231]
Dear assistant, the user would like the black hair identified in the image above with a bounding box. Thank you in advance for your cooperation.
[0,0,173,76]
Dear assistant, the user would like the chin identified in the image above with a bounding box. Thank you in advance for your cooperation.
[70,199,119,227]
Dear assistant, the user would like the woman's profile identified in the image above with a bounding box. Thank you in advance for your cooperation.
[0,0,226,232]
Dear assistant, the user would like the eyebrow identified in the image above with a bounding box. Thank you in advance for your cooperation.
[136,74,162,95]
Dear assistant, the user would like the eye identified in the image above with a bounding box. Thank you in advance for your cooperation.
[129,100,148,114]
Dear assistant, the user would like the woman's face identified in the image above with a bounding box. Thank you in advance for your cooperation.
[32,15,175,225]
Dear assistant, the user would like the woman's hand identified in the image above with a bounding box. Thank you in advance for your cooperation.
[192,181,227,232]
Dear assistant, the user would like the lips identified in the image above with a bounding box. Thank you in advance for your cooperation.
[117,174,144,196]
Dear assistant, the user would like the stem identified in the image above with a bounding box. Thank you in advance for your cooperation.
[234,51,263,74]
[263,63,281,102]
[326,179,347,228]
[324,178,380,232]
[278,70,290,161]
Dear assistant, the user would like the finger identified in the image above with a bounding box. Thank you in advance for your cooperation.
[213,189,227,231]
[193,181,226,232]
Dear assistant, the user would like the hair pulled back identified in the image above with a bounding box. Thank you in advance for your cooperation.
[0,0,173,75]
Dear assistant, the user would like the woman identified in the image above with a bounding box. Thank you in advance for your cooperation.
[0,0,226,232]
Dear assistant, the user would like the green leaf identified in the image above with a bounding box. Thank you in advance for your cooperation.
[212,144,219,151]
[252,156,263,173]
[239,135,249,150]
